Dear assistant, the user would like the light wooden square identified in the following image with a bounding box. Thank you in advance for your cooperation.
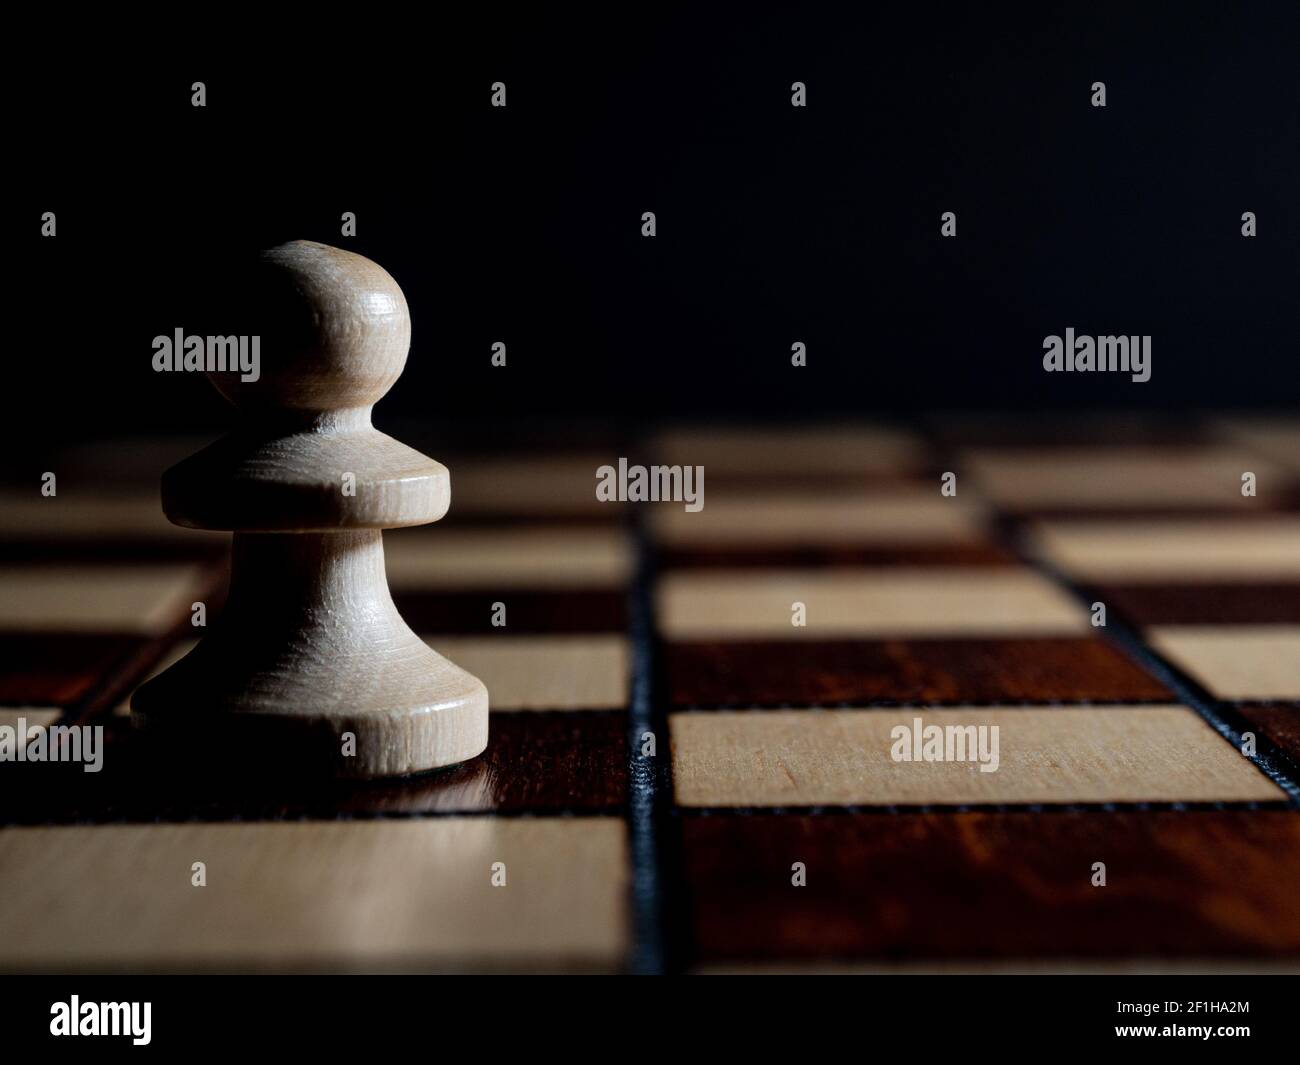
[657,568,1089,639]
[0,818,629,972]
[653,490,986,547]
[1217,418,1300,473]
[670,706,1282,806]
[1149,626,1300,700]
[0,708,62,729]
[384,526,632,590]
[424,635,629,711]
[0,491,223,546]
[451,454,621,516]
[1030,518,1300,581]
[961,447,1282,509]
[0,565,210,635]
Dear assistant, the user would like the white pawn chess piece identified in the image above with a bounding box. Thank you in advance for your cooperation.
[132,240,489,778]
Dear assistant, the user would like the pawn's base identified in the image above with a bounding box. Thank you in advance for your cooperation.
[132,640,489,779]
[131,529,489,779]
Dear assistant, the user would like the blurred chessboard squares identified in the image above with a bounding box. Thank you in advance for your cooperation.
[657,568,1088,640]
[0,490,183,542]
[697,959,1300,974]
[421,635,628,711]
[927,412,1219,449]
[0,490,225,560]
[1217,418,1300,473]
[384,526,632,589]
[960,447,1291,510]
[1088,582,1300,626]
[0,818,630,972]
[653,490,986,547]
[384,525,632,634]
[1029,518,1300,580]
[1149,626,1300,701]
[669,706,1281,806]
[651,425,925,478]
[0,634,146,711]
[660,542,1019,569]
[8,422,1300,975]
[447,454,625,518]
[0,707,61,730]
[0,564,210,636]
[33,437,222,487]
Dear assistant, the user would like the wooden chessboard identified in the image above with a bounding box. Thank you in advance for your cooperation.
[2,417,1299,973]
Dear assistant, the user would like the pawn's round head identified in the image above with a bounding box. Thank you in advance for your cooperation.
[209,240,411,415]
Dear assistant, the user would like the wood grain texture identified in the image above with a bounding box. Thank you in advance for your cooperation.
[14,419,1300,973]
[133,532,488,777]
[163,241,446,533]
[666,637,1172,707]
[680,811,1300,962]
[0,565,209,635]
[669,706,1282,806]
[424,636,628,711]
[1030,518,1300,580]
[131,242,489,778]
[657,568,1088,639]
[1149,626,1300,700]
[1092,582,1300,625]
[962,447,1284,509]
[653,491,985,547]
[0,818,629,971]
[163,426,451,532]
[0,712,626,822]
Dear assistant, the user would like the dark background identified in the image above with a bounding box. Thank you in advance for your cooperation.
[15,3,1300,454]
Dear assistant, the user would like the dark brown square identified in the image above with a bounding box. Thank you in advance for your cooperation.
[0,633,146,709]
[1237,703,1300,766]
[1093,583,1300,626]
[680,811,1300,963]
[0,711,627,824]
[394,589,626,634]
[665,637,1172,708]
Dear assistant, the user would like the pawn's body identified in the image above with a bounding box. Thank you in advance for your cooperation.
[132,241,488,778]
